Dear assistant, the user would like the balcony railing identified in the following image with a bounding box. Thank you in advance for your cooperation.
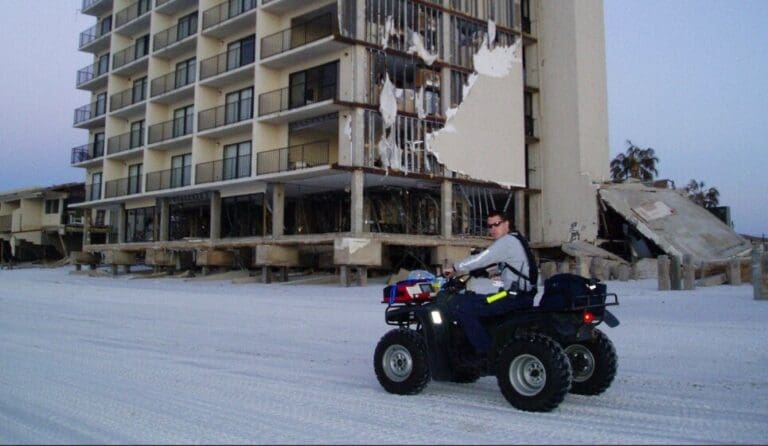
[82,0,109,13]
[107,129,144,155]
[113,41,149,70]
[258,81,337,116]
[145,166,192,192]
[114,0,151,29]
[74,101,107,125]
[79,22,111,48]
[153,18,198,52]
[104,176,143,198]
[525,116,535,137]
[256,141,329,175]
[198,99,253,132]
[77,61,109,87]
[148,116,194,144]
[150,65,196,97]
[260,13,334,59]
[195,154,251,184]
[71,141,105,164]
[199,45,255,80]
[85,183,102,202]
[202,0,257,30]
[110,84,147,111]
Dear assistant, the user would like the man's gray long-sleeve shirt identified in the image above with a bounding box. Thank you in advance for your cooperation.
[453,233,533,293]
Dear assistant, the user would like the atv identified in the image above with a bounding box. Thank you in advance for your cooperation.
[373,272,620,412]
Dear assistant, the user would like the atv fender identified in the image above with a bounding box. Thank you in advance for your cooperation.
[386,304,455,381]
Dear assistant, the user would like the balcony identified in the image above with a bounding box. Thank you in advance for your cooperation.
[74,102,107,128]
[145,166,191,192]
[82,0,113,17]
[107,129,145,158]
[199,45,255,88]
[71,142,105,166]
[112,42,150,77]
[195,154,251,185]
[76,61,109,90]
[260,0,308,15]
[256,141,329,175]
[109,85,147,118]
[525,115,536,140]
[104,176,143,199]
[197,99,253,139]
[155,0,197,16]
[201,0,257,39]
[257,82,342,124]
[260,14,346,69]
[150,67,195,104]
[79,22,111,53]
[147,116,194,149]
[0,215,12,233]
[153,19,198,59]
[114,0,152,35]
[85,183,102,202]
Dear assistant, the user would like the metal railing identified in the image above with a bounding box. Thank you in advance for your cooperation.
[256,141,329,175]
[145,166,191,192]
[107,129,144,155]
[199,44,255,80]
[85,183,102,202]
[202,0,257,30]
[148,115,194,144]
[79,22,111,48]
[74,101,107,125]
[156,0,174,6]
[261,13,334,59]
[71,141,105,164]
[110,84,146,111]
[258,82,337,116]
[195,154,251,184]
[113,41,149,70]
[76,61,109,86]
[198,98,253,132]
[153,18,198,52]
[525,116,535,137]
[150,64,195,97]
[104,176,143,198]
[82,0,107,12]
[115,0,151,29]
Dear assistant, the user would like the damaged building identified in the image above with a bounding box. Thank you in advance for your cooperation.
[69,0,609,282]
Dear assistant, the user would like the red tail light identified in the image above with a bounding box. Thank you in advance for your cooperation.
[583,311,595,324]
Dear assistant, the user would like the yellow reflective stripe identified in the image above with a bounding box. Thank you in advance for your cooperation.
[486,290,508,304]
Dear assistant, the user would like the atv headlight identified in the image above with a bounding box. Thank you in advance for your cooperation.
[430,310,443,325]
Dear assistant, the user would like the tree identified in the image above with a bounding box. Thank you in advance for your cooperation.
[684,179,720,209]
[610,140,659,182]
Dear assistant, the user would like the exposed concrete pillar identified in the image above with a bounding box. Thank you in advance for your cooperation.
[753,248,764,300]
[657,255,670,290]
[514,190,526,236]
[727,257,741,285]
[117,204,126,244]
[83,209,92,246]
[682,254,695,290]
[617,264,631,282]
[272,183,285,237]
[441,179,452,238]
[159,199,170,242]
[350,169,364,234]
[340,265,350,287]
[670,255,682,290]
[210,192,221,240]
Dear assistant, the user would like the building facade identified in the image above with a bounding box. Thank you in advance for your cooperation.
[71,0,608,276]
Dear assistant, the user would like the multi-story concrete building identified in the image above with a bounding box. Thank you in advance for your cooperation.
[70,0,608,281]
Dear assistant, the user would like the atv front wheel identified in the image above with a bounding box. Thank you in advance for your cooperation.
[564,329,617,395]
[496,333,572,412]
[374,329,430,395]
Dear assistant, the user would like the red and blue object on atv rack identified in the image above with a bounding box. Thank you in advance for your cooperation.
[382,279,437,304]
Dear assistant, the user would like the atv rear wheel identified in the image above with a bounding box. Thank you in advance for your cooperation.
[564,329,617,395]
[496,333,572,412]
[374,329,430,395]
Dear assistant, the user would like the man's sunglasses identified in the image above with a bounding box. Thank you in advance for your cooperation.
[487,220,506,229]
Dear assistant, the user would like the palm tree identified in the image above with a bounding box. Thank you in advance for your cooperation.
[684,179,720,209]
[610,140,659,182]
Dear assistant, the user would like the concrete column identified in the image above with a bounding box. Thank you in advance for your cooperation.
[670,255,682,290]
[753,248,764,300]
[117,204,126,244]
[340,265,350,287]
[682,254,695,290]
[658,255,670,290]
[159,199,170,242]
[83,209,92,246]
[350,170,364,234]
[441,179,452,238]
[514,190,526,236]
[210,191,221,240]
[272,183,285,237]
[727,257,741,285]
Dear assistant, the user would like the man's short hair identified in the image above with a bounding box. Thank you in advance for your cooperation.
[487,210,510,222]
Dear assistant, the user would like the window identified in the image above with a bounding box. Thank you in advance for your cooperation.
[221,193,265,237]
[97,53,110,76]
[95,209,106,226]
[175,58,196,88]
[177,12,198,40]
[45,199,60,214]
[173,105,194,137]
[137,0,151,16]
[225,87,253,124]
[90,173,102,201]
[130,120,144,148]
[95,92,107,115]
[135,34,149,59]
[227,0,257,21]
[128,163,143,195]
[223,141,251,180]
[93,132,105,157]
[171,154,192,188]
[99,16,112,35]
[125,206,155,243]
[289,61,338,109]
[132,76,147,103]
[226,35,255,70]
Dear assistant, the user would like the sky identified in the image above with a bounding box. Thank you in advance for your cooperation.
[0,0,765,236]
